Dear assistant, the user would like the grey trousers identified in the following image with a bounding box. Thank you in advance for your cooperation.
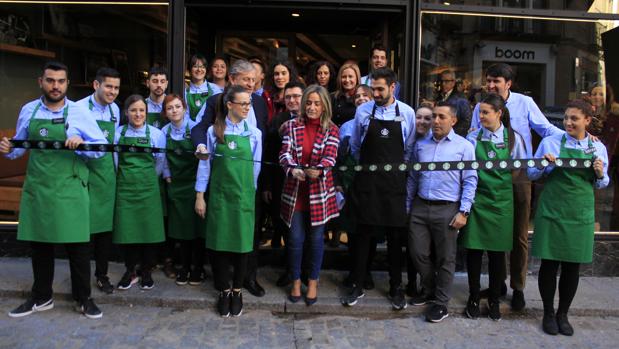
[408,198,459,306]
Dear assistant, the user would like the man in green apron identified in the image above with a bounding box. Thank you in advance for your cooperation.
[1,61,108,319]
[76,67,120,295]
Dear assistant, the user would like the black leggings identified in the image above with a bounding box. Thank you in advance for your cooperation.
[538,259,580,314]
[210,250,249,291]
[466,249,505,302]
[124,244,158,272]
[179,238,206,272]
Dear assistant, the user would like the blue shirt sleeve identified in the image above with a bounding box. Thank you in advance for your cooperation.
[252,128,263,190]
[459,142,478,212]
[195,126,216,192]
[4,102,34,160]
[526,97,562,138]
[67,103,107,159]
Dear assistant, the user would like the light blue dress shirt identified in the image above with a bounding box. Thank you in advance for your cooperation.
[160,118,197,179]
[195,117,262,192]
[466,124,527,160]
[6,97,107,160]
[113,124,167,177]
[75,94,120,129]
[527,131,609,189]
[350,100,416,161]
[146,96,164,115]
[407,129,478,212]
[471,91,562,157]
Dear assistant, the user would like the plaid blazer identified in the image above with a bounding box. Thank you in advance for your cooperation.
[279,118,340,227]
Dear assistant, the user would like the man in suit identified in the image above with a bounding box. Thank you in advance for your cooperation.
[437,69,471,137]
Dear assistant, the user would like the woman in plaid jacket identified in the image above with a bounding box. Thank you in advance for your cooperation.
[279,85,340,305]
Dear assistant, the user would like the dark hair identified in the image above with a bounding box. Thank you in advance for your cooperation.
[148,66,168,79]
[479,94,524,154]
[371,67,397,87]
[435,100,457,118]
[370,43,388,58]
[42,61,68,76]
[284,80,306,92]
[485,63,515,82]
[188,53,207,69]
[248,56,265,73]
[265,60,299,93]
[123,94,147,113]
[566,99,595,118]
[305,61,336,92]
[161,93,187,120]
[213,85,249,144]
[95,67,120,83]
[208,54,229,82]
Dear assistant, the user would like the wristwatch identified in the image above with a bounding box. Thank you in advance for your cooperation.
[459,210,470,217]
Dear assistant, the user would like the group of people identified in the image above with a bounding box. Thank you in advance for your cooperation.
[0,44,611,336]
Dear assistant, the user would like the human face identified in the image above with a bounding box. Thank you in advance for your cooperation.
[304,92,324,120]
[316,65,330,87]
[147,74,168,98]
[229,70,257,93]
[211,59,227,80]
[251,62,264,90]
[440,73,456,94]
[563,107,591,139]
[284,87,303,113]
[371,78,395,106]
[165,98,185,124]
[590,86,605,108]
[227,92,251,121]
[432,106,456,140]
[341,68,357,92]
[190,59,207,83]
[354,87,371,106]
[371,49,387,70]
[94,77,120,105]
[478,102,502,131]
[486,75,512,100]
[273,64,290,89]
[415,107,433,137]
[39,69,68,103]
[127,100,147,128]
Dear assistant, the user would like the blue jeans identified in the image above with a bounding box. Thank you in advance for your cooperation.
[288,211,325,280]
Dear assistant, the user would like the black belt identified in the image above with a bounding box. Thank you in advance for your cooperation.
[416,196,457,206]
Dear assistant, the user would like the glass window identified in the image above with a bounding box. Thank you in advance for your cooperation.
[422,0,619,14]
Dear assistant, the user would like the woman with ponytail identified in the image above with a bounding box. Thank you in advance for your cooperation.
[460,94,527,321]
[194,85,262,318]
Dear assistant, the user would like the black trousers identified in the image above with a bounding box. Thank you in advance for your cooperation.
[538,259,580,314]
[210,250,249,291]
[31,241,91,303]
[124,244,158,272]
[179,238,206,272]
[353,225,404,289]
[348,235,378,276]
[466,249,505,302]
[92,231,112,278]
[246,194,263,282]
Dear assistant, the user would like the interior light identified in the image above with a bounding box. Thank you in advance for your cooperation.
[351,44,357,48]
[291,13,300,17]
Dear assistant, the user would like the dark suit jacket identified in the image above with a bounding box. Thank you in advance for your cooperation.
[262,111,296,192]
[442,91,472,137]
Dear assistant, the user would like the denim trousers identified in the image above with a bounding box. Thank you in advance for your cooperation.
[288,211,325,280]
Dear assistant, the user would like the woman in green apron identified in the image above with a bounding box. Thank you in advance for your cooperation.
[185,53,214,121]
[528,99,609,336]
[194,85,262,317]
[160,94,207,286]
[461,94,527,321]
[113,94,167,291]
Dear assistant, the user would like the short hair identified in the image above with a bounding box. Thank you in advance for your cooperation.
[42,61,68,76]
[248,56,265,73]
[371,67,397,87]
[284,81,306,92]
[435,101,457,118]
[229,59,256,77]
[370,43,388,58]
[162,93,187,114]
[486,63,515,82]
[188,53,207,69]
[148,66,168,79]
[95,67,120,83]
[566,99,594,118]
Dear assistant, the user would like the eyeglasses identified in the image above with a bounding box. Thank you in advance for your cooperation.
[192,65,206,70]
[229,101,252,108]
[284,94,302,100]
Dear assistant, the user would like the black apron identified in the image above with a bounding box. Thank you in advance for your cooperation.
[350,103,407,228]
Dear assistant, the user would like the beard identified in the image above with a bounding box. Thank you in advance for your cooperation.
[42,89,66,103]
[374,93,391,107]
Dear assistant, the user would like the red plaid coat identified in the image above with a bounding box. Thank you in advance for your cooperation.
[279,118,340,227]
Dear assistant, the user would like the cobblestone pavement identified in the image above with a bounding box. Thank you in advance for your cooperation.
[0,298,617,349]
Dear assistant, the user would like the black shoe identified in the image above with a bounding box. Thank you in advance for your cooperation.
[175,269,189,286]
[488,300,501,321]
[389,286,408,311]
[410,294,434,306]
[276,273,292,288]
[244,280,265,297]
[479,282,508,299]
[8,298,53,318]
[77,298,102,319]
[305,295,317,306]
[218,290,231,317]
[140,271,154,290]
[425,303,449,323]
[511,290,526,311]
[162,261,177,279]
[341,286,365,307]
[363,273,375,290]
[542,309,559,335]
[556,312,574,336]
[465,295,480,319]
[406,282,418,298]
[343,272,354,288]
[230,290,243,317]
[96,276,114,295]
[117,270,138,290]
[188,268,205,286]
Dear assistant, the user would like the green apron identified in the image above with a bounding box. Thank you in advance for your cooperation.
[166,123,206,240]
[532,135,596,263]
[205,121,255,253]
[18,103,90,243]
[460,128,513,251]
[145,98,167,129]
[186,85,212,121]
[86,98,116,234]
[113,124,165,244]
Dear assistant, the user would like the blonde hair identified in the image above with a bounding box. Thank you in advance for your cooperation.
[335,63,361,98]
[299,84,333,131]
